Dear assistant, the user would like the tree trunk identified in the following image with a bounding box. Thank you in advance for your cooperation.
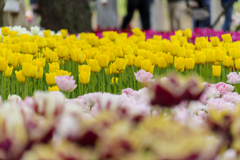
[0,0,4,27]
[38,0,92,34]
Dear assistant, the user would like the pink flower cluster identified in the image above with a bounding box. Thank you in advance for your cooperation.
[227,72,240,84]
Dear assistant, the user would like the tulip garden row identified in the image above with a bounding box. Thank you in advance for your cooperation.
[1,26,240,100]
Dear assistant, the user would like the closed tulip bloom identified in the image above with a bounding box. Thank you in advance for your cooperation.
[185,58,195,70]
[21,54,33,66]
[49,62,60,73]
[138,49,149,59]
[132,27,143,36]
[212,65,221,77]
[15,70,25,83]
[57,70,71,76]
[195,51,206,64]
[48,86,59,92]
[47,38,57,49]
[43,30,51,37]
[122,45,133,55]
[153,35,162,41]
[134,56,144,68]
[49,51,59,62]
[36,67,43,79]
[108,31,118,41]
[60,29,68,38]
[11,44,21,53]
[111,77,118,85]
[141,59,152,72]
[179,36,188,46]
[158,57,167,69]
[174,57,185,70]
[150,65,155,74]
[183,28,192,39]
[222,33,232,43]
[35,37,47,48]
[161,40,170,53]
[210,37,220,47]
[111,62,119,74]
[149,54,158,65]
[56,46,68,58]
[235,59,240,70]
[0,57,8,72]
[178,47,186,57]
[86,59,101,73]
[115,58,128,72]
[79,71,91,84]
[12,57,18,69]
[207,50,216,63]
[125,54,135,66]
[97,54,110,68]
[46,72,57,85]
[31,65,37,77]
[216,48,226,62]
[3,37,12,44]
[223,56,233,67]
[1,27,9,36]
[55,75,77,92]
[105,67,112,75]
[8,31,18,37]
[71,49,81,62]
[104,51,115,62]
[114,47,124,58]
[164,52,173,65]
[22,63,32,78]
[229,48,238,59]
[4,66,13,77]
[78,65,91,73]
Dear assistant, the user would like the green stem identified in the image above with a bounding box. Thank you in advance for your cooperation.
[24,78,28,99]
[16,80,19,96]
[119,73,122,94]
[1,73,6,100]
[22,83,24,99]
[132,66,136,90]
[61,59,64,70]
[7,77,10,96]
[102,68,105,93]
[97,73,100,92]
[129,66,132,89]
[83,84,86,95]
[92,73,95,93]
[114,74,117,94]
[11,72,15,95]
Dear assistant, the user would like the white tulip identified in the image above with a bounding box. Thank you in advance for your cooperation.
[31,26,40,35]
[8,95,22,103]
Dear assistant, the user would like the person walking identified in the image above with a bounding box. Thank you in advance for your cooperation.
[168,0,187,31]
[96,0,118,31]
[221,0,238,31]
[3,0,28,28]
[30,0,40,26]
[121,0,151,31]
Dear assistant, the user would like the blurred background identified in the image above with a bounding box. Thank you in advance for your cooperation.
[1,0,240,33]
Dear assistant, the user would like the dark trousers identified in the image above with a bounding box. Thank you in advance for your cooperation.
[121,0,151,30]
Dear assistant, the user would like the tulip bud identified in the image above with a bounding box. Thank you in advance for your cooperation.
[79,71,91,84]
[185,58,195,70]
[15,70,25,83]
[212,65,221,77]
[158,57,167,69]
[222,33,232,43]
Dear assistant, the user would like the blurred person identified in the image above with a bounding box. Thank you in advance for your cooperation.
[221,0,238,31]
[96,0,118,31]
[168,0,187,31]
[30,0,40,26]
[121,0,151,31]
[4,0,28,28]
[38,0,92,33]
[186,0,211,29]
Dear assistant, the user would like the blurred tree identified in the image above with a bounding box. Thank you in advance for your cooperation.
[0,0,4,27]
[38,0,92,33]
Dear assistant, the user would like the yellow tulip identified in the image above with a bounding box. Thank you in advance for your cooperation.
[31,65,37,77]
[22,63,32,78]
[57,70,71,76]
[161,40,170,53]
[43,30,51,38]
[48,86,59,92]
[216,48,226,62]
[86,59,101,73]
[175,30,183,37]
[111,62,119,74]
[111,77,118,85]
[179,37,188,46]
[15,70,25,83]
[125,54,135,66]
[210,37,220,47]
[46,72,57,85]
[115,58,128,72]
[170,35,178,42]
[169,42,179,56]
[3,37,12,44]
[150,65,155,74]
[12,57,18,69]
[60,29,68,38]
[207,49,216,63]
[164,52,173,65]
[35,37,47,48]
[195,51,206,64]
[39,58,46,68]
[57,46,68,58]
[96,54,110,68]
[79,71,91,84]
[1,27,9,36]
[158,57,167,69]
[49,51,59,63]
[132,28,143,36]
[114,47,124,58]
[47,38,57,49]
[134,56,144,68]
[4,66,13,78]
[104,51,115,62]
[105,66,112,75]
[174,57,185,70]
[222,33,232,43]
[49,62,60,73]
[138,49,149,59]
[8,31,18,37]
[108,31,118,41]
[223,56,233,67]
[235,59,240,70]
[21,54,33,65]
[153,35,162,41]
[212,65,221,77]
[183,28,192,39]
[185,58,195,70]
[177,47,186,57]
[229,48,239,59]
[21,42,38,55]
[149,53,158,65]
[0,57,8,72]
[11,44,21,53]
[186,49,193,58]
[141,59,152,72]
[36,67,43,79]
[78,65,91,73]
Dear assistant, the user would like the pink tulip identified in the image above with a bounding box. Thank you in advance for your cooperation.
[122,88,135,96]
[227,72,240,84]
[55,75,77,92]
[215,82,234,95]
[134,69,155,84]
